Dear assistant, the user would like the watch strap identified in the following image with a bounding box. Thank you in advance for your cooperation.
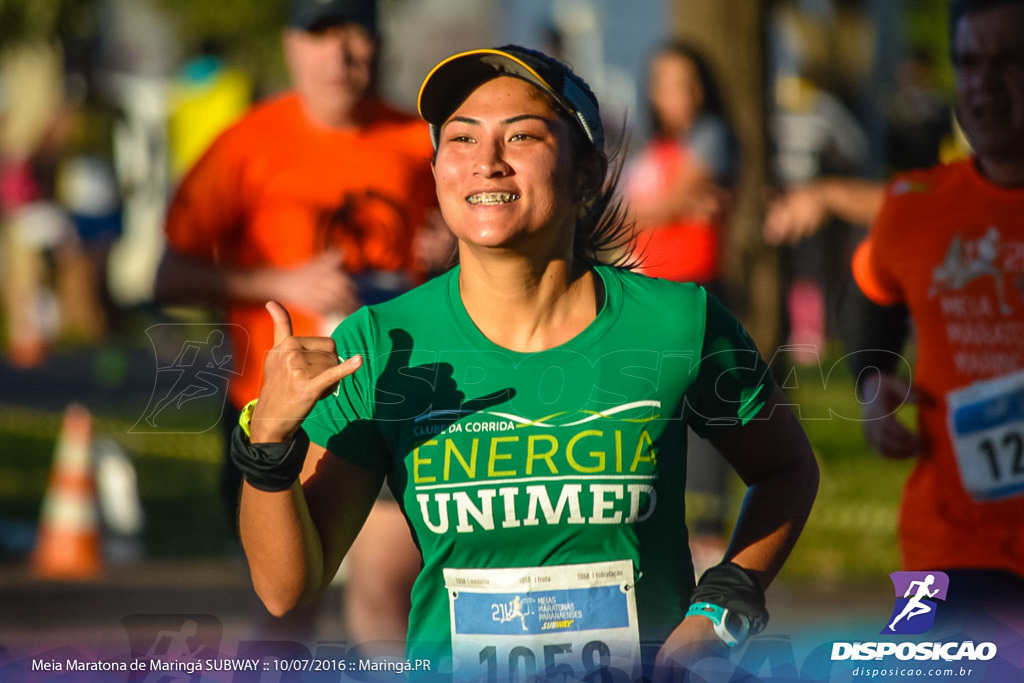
[685,601,750,647]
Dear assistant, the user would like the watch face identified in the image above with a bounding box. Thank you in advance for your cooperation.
[686,602,751,647]
[723,609,751,640]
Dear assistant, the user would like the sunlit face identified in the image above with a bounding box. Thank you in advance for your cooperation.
[283,23,375,127]
[648,52,704,135]
[431,76,582,255]
[952,3,1024,165]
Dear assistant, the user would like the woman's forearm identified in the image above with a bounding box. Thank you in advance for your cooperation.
[239,482,326,616]
[723,448,819,588]
[712,386,820,588]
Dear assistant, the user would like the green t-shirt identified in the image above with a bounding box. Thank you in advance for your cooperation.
[304,264,773,677]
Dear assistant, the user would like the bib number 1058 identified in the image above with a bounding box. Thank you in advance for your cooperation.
[478,641,618,682]
[445,562,641,682]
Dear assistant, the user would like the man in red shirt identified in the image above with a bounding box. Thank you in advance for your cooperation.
[155,0,436,651]
[844,0,1024,627]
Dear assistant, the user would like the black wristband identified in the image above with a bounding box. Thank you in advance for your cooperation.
[690,561,769,636]
[229,424,309,492]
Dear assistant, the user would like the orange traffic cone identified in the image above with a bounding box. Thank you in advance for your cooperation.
[31,402,102,579]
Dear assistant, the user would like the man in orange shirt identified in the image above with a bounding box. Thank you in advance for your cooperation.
[845,0,1024,626]
[155,0,436,650]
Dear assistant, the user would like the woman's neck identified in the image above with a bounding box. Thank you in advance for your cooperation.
[457,251,599,353]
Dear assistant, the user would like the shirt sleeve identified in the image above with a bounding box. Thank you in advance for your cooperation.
[850,183,905,307]
[687,114,737,185]
[687,294,775,437]
[302,307,392,476]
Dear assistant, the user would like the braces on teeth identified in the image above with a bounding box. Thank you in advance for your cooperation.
[467,192,520,204]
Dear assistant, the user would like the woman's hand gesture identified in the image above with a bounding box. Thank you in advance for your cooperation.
[249,301,362,443]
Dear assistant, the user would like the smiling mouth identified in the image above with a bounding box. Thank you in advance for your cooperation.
[466,192,520,205]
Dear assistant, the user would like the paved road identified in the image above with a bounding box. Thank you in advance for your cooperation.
[0,559,899,683]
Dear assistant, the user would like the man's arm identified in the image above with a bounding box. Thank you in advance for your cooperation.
[837,281,910,394]
[764,178,885,245]
[154,248,361,316]
[838,280,920,459]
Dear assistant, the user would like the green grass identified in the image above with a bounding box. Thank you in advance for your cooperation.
[761,349,915,583]
[0,434,53,519]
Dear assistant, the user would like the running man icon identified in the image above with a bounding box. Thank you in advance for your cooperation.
[494,595,531,631]
[884,571,949,635]
[889,575,938,630]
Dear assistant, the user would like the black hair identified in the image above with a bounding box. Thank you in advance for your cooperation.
[567,124,638,269]
[534,58,636,270]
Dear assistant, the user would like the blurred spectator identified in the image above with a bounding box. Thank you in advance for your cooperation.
[153,0,441,651]
[56,62,127,347]
[625,40,737,292]
[761,49,956,249]
[0,41,120,365]
[0,43,64,367]
[760,50,958,248]
[623,40,740,576]
[167,38,252,184]
[770,66,870,365]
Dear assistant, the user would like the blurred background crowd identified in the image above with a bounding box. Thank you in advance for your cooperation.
[0,0,964,650]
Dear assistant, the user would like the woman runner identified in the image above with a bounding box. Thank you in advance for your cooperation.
[233,45,818,681]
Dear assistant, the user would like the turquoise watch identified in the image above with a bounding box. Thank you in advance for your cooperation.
[685,601,751,647]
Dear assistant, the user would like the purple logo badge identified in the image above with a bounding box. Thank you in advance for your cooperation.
[882,571,949,635]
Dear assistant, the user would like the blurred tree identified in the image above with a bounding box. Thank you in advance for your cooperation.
[0,0,101,46]
[669,0,776,352]
[150,0,289,94]
[901,0,953,94]
[153,0,402,94]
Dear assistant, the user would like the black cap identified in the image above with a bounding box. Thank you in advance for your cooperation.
[289,0,377,33]
[417,45,604,153]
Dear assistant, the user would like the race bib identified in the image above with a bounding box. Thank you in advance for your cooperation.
[444,560,641,682]
[947,370,1024,502]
